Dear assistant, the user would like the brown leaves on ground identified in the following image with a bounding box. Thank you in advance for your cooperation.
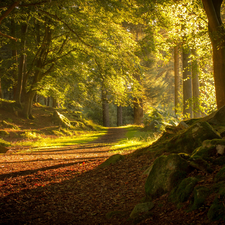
[0,128,152,225]
[0,128,224,225]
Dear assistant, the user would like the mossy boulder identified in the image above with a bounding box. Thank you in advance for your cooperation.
[98,154,125,168]
[169,122,220,154]
[155,122,221,156]
[207,186,225,222]
[202,105,225,126]
[214,166,225,182]
[191,139,225,160]
[190,186,211,211]
[130,202,154,219]
[213,156,225,166]
[169,177,199,203]
[145,154,190,200]
[189,156,213,173]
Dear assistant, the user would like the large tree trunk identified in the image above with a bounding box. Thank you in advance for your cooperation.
[174,45,180,115]
[192,49,201,118]
[23,91,36,119]
[202,0,225,108]
[15,23,28,106]
[102,89,110,127]
[117,105,123,126]
[134,98,143,125]
[182,46,193,118]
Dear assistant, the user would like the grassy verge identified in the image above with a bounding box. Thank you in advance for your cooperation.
[110,125,160,153]
[12,129,107,154]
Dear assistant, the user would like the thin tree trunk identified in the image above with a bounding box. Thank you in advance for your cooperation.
[202,0,225,108]
[11,19,18,99]
[182,46,193,118]
[117,105,123,126]
[192,49,201,118]
[174,45,180,115]
[134,98,143,125]
[102,89,110,127]
[15,23,28,106]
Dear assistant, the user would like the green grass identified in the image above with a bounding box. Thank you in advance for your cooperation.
[110,125,160,153]
[12,125,160,154]
[13,130,107,153]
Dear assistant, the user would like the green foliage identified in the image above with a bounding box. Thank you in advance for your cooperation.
[143,106,179,132]
[110,125,158,153]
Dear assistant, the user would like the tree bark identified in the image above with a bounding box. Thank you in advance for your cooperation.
[15,23,28,106]
[102,89,110,127]
[11,19,18,99]
[23,91,36,119]
[174,45,180,114]
[202,0,225,108]
[117,105,123,126]
[192,49,201,118]
[182,46,193,118]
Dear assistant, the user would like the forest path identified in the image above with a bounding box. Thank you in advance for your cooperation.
[0,127,151,225]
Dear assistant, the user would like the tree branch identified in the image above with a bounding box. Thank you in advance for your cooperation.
[37,8,94,49]
[0,31,17,41]
[0,1,21,24]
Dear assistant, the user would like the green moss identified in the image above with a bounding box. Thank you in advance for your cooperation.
[169,177,199,203]
[189,186,210,211]
[207,192,225,222]
[189,156,213,173]
[145,154,190,200]
[191,139,225,160]
[213,156,225,166]
[215,166,225,182]
[98,154,125,168]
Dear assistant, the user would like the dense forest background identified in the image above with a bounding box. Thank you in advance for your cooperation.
[0,0,225,127]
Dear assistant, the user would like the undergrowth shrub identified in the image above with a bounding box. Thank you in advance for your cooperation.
[144,107,179,132]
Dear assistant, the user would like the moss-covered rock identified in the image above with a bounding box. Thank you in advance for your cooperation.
[130,202,154,219]
[98,154,125,168]
[207,187,225,222]
[169,177,199,203]
[189,156,213,173]
[191,139,225,160]
[165,122,220,154]
[214,166,225,182]
[202,105,225,126]
[145,154,190,200]
[213,156,225,166]
[190,186,210,211]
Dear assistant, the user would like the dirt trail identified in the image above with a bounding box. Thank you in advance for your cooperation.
[0,127,151,225]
